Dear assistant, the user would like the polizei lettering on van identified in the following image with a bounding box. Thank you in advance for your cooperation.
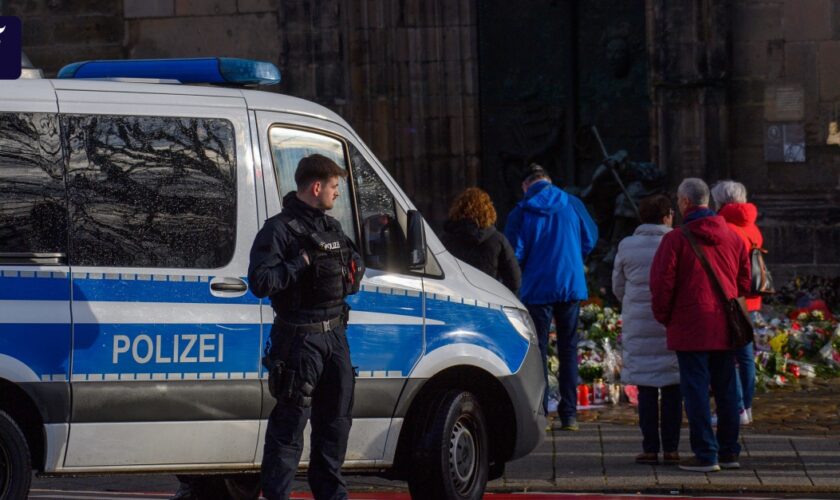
[112,334,225,364]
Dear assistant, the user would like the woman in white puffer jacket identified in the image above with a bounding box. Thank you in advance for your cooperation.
[612,194,682,466]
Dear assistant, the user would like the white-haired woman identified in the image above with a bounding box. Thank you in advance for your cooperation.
[711,180,763,425]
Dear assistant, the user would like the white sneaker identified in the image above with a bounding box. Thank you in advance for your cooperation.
[746,408,753,422]
[739,409,751,425]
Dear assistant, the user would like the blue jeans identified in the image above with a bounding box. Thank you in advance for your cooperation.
[637,384,682,453]
[527,301,580,419]
[735,341,755,411]
[676,351,741,463]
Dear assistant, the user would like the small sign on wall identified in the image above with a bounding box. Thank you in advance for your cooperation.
[765,84,805,122]
[765,123,805,163]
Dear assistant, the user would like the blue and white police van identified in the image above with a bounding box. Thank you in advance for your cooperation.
[0,57,545,500]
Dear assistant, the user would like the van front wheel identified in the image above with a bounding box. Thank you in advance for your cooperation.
[408,390,488,500]
[0,410,31,500]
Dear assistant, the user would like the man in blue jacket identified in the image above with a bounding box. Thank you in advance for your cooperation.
[505,164,598,430]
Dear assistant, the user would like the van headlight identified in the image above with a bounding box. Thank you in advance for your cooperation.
[503,307,537,344]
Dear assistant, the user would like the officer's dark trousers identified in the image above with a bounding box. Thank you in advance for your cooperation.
[261,322,355,500]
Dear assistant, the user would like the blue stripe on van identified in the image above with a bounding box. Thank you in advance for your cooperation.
[346,323,423,374]
[0,324,71,378]
[73,278,261,304]
[424,296,529,373]
[0,276,70,301]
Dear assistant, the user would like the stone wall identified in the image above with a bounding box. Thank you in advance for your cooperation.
[728,0,840,280]
[8,0,479,226]
[126,0,480,227]
[6,0,125,73]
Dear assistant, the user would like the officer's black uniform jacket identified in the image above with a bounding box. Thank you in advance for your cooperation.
[248,191,362,323]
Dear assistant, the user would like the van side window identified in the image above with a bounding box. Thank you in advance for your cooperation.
[267,127,355,242]
[63,115,237,268]
[349,144,396,222]
[348,143,405,272]
[0,112,67,256]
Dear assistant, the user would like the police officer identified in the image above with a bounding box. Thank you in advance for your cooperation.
[249,154,363,500]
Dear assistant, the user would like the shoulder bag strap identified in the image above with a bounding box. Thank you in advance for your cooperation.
[680,226,732,306]
[730,225,758,249]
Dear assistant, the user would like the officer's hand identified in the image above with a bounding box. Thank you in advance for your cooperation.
[301,250,310,265]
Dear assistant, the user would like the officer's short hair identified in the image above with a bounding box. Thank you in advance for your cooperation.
[522,163,551,184]
[295,154,348,189]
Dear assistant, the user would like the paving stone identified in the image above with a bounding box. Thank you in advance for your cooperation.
[603,457,656,487]
[501,478,556,490]
[554,456,603,481]
[655,469,712,486]
[808,472,840,488]
[756,471,813,486]
[789,436,840,451]
[505,448,553,481]
[605,474,652,487]
[707,470,761,487]
[552,477,607,490]
[741,437,797,458]
[798,451,840,473]
[487,477,505,489]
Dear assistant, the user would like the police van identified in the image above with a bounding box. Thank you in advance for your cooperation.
[0,57,545,500]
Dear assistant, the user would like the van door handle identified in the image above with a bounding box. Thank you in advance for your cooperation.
[210,277,248,295]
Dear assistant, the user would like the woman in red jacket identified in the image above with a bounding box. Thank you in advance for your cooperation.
[711,180,762,425]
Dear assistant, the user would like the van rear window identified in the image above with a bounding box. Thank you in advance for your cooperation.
[63,115,237,269]
[0,113,67,256]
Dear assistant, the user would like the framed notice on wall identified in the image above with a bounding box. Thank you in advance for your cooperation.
[764,123,805,163]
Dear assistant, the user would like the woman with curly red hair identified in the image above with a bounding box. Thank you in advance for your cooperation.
[440,187,521,294]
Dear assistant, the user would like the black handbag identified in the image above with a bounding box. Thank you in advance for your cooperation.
[681,227,755,349]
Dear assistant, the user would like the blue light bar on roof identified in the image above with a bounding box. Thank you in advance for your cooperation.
[57,57,281,85]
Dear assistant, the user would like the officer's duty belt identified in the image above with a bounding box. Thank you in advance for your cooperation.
[276,316,344,335]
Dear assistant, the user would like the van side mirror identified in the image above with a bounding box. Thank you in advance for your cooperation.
[362,213,405,271]
[406,210,427,270]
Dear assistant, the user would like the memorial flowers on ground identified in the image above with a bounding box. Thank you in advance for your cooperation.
[545,284,840,408]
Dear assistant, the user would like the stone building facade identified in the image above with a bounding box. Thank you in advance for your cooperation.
[6,0,839,279]
[647,0,840,280]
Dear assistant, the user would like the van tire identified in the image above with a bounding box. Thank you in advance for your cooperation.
[408,390,488,500]
[0,410,31,500]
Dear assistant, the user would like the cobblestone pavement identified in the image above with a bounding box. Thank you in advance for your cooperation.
[575,378,840,435]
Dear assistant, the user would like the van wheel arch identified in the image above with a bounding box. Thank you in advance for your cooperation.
[391,366,515,482]
[0,379,45,472]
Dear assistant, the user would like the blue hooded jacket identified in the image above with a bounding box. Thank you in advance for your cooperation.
[504,180,598,304]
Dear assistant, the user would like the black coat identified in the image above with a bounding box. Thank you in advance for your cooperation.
[440,219,521,294]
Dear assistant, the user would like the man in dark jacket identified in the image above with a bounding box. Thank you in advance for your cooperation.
[650,178,750,473]
[504,164,598,430]
[249,154,364,500]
